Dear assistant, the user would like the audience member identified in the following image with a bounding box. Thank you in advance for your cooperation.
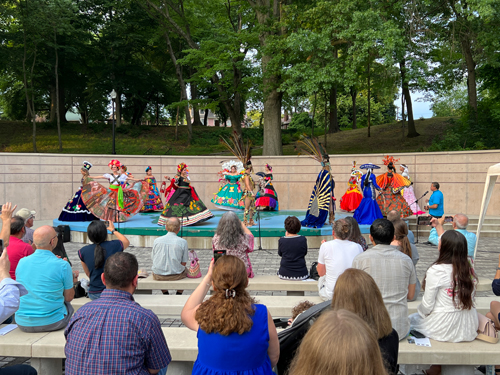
[488,254,500,328]
[15,225,77,332]
[345,216,368,250]
[65,252,171,375]
[0,248,37,375]
[352,218,416,340]
[391,219,420,301]
[288,300,315,326]
[277,216,308,280]
[181,255,279,374]
[331,269,399,375]
[79,220,130,300]
[212,211,255,278]
[429,214,477,258]
[387,209,415,244]
[5,216,34,280]
[424,182,444,218]
[288,309,387,375]
[15,208,36,245]
[317,219,363,301]
[151,217,188,295]
[409,230,478,375]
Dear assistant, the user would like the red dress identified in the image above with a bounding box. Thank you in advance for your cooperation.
[340,175,363,212]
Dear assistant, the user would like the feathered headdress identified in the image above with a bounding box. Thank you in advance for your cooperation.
[382,155,400,166]
[221,131,252,169]
[297,135,329,166]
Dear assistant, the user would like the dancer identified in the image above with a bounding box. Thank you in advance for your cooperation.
[376,156,412,217]
[157,163,214,227]
[299,137,335,228]
[255,163,279,211]
[353,164,384,225]
[400,164,425,215]
[58,161,98,222]
[120,165,134,188]
[211,160,244,210]
[81,159,148,222]
[339,161,363,212]
[140,166,164,212]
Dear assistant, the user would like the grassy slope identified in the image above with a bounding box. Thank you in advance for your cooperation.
[0,117,454,155]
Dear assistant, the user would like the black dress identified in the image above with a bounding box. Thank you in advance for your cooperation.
[277,235,308,280]
[378,328,399,375]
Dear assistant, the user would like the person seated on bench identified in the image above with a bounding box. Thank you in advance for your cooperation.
[65,252,171,375]
[15,225,78,332]
[212,211,255,278]
[6,216,34,280]
[409,230,478,375]
[429,214,477,258]
[151,217,188,295]
[15,208,36,248]
[287,309,387,375]
[317,219,363,301]
[387,209,415,244]
[487,253,500,329]
[345,216,368,251]
[352,219,416,340]
[277,216,308,280]
[79,220,130,300]
[181,255,279,374]
[331,269,399,375]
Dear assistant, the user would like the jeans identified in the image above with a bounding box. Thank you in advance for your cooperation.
[88,292,102,301]
[0,365,37,375]
[157,367,168,375]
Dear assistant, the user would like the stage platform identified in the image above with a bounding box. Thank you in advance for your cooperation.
[53,210,369,249]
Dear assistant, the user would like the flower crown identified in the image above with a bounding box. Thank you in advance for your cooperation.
[177,163,189,174]
[108,159,121,168]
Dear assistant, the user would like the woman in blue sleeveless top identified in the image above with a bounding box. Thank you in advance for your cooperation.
[181,256,280,375]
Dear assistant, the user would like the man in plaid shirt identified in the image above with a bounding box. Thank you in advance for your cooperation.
[64,252,171,374]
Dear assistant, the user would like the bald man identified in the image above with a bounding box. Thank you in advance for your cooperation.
[15,225,78,332]
[429,214,477,258]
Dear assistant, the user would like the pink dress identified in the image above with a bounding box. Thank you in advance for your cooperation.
[212,233,254,278]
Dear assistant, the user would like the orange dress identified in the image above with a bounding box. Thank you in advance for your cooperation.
[376,173,413,217]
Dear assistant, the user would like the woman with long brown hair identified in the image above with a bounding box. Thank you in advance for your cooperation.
[288,309,388,375]
[410,230,478,342]
[391,219,420,301]
[181,255,279,375]
[331,268,399,375]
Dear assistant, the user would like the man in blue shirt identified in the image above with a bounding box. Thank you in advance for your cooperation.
[16,225,78,332]
[424,182,444,218]
[429,214,477,258]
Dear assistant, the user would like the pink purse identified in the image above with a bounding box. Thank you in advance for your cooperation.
[476,313,498,344]
[186,250,202,278]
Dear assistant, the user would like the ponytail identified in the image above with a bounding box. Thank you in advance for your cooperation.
[364,170,371,187]
[94,243,107,269]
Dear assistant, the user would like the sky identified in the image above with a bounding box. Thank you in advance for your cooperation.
[394,91,434,119]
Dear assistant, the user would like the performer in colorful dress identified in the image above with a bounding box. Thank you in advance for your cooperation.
[400,164,425,215]
[81,159,148,222]
[298,137,335,228]
[339,161,363,212]
[58,161,99,222]
[353,164,384,225]
[211,160,244,210]
[376,156,413,217]
[140,166,164,212]
[157,163,214,226]
[255,163,279,211]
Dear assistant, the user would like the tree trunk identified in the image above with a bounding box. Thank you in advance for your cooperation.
[367,61,371,138]
[329,86,340,133]
[50,85,56,122]
[190,81,203,127]
[350,88,357,130]
[460,36,478,116]
[399,60,419,138]
[311,92,317,137]
[22,28,37,152]
[54,29,62,151]
[203,108,209,126]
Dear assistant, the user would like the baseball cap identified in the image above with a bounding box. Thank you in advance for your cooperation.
[16,208,36,220]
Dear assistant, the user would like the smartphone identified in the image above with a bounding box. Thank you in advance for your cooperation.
[0,239,3,255]
[417,216,431,226]
[213,250,226,263]
[409,329,426,339]
[444,216,453,223]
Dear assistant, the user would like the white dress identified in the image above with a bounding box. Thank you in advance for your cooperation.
[409,263,478,342]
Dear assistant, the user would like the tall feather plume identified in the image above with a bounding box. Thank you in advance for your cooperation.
[297,135,327,164]
[221,131,252,165]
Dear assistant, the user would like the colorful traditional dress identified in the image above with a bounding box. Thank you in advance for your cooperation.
[301,169,334,228]
[376,172,413,217]
[401,167,425,215]
[340,175,363,212]
[81,173,148,222]
[58,176,98,222]
[353,173,384,225]
[140,177,164,212]
[255,173,279,210]
[211,174,244,210]
[158,176,214,226]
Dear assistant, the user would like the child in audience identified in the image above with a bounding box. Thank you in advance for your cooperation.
[288,300,315,326]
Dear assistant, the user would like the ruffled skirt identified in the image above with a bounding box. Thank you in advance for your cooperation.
[58,188,98,222]
[340,187,363,212]
[409,309,478,342]
[255,182,279,210]
[211,182,244,210]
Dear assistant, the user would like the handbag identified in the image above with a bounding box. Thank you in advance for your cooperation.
[309,262,319,281]
[476,312,499,344]
[74,281,87,298]
[186,250,202,278]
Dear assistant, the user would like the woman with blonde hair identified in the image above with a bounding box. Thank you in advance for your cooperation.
[181,255,279,375]
[288,309,387,375]
[331,268,399,374]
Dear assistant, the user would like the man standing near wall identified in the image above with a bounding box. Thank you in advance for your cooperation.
[424,182,444,218]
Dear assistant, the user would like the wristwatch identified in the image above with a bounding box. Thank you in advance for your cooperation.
[111,230,115,235]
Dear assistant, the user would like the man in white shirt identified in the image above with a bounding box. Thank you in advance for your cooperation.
[317,219,363,301]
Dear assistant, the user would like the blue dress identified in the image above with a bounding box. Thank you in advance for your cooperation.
[353,173,383,225]
[301,169,334,228]
[193,304,273,375]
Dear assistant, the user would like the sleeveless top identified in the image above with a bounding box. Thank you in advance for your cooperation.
[192,304,273,375]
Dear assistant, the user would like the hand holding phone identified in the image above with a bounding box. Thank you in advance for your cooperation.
[444,216,453,223]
